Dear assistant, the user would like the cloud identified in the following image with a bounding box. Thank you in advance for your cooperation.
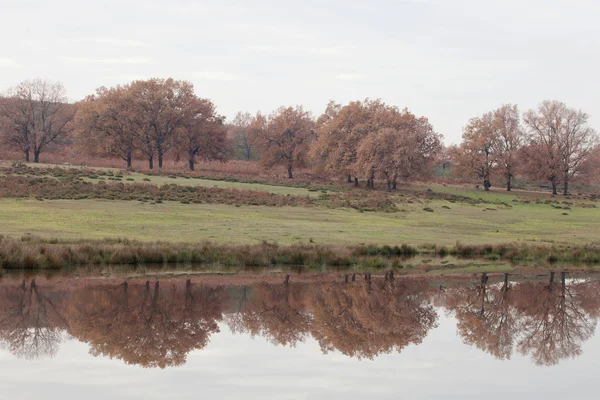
[336,73,363,81]
[0,58,19,68]
[309,46,356,56]
[71,37,150,47]
[193,71,241,81]
[61,57,152,65]
[247,45,278,52]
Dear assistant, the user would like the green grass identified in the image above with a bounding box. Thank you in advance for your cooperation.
[1,197,598,246]
[84,172,325,197]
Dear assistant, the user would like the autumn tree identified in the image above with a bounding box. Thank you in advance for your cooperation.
[491,104,524,191]
[75,85,138,169]
[523,100,598,195]
[250,106,315,179]
[229,111,257,161]
[355,116,442,191]
[128,78,197,169]
[0,79,75,163]
[312,99,422,185]
[177,97,229,171]
[452,112,496,191]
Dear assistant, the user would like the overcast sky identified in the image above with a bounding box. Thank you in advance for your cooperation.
[1,0,599,144]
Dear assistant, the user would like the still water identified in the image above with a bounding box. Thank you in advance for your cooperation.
[0,272,599,399]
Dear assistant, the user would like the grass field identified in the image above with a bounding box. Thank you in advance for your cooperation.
[1,196,598,246]
[92,172,324,197]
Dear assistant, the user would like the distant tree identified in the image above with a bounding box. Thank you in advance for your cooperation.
[250,106,315,179]
[177,97,229,171]
[129,78,196,169]
[524,101,598,195]
[452,112,497,191]
[0,79,75,163]
[355,117,442,191]
[312,99,417,186]
[491,104,524,191]
[229,112,256,161]
[75,85,138,169]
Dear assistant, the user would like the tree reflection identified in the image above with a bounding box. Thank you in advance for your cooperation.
[225,283,311,346]
[0,280,67,360]
[442,275,600,366]
[309,281,438,359]
[225,280,438,359]
[0,276,599,368]
[69,280,228,368]
[514,278,597,366]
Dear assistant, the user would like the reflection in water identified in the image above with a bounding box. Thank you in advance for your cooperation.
[1,275,599,368]
[440,274,600,366]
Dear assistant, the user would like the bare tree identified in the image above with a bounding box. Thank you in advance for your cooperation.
[0,79,75,163]
[229,112,256,161]
[524,100,598,195]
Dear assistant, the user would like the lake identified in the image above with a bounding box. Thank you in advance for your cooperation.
[0,271,598,399]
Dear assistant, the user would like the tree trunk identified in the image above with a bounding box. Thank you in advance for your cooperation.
[189,157,195,171]
[483,179,491,191]
[287,164,293,179]
[24,149,30,162]
[148,155,154,170]
[354,177,358,187]
[551,179,557,195]
[506,176,511,191]
[347,175,352,183]
[126,153,132,170]
[563,179,568,196]
[386,180,391,192]
[33,150,40,163]
[158,153,164,169]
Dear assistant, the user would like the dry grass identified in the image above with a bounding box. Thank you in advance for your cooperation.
[2,235,599,270]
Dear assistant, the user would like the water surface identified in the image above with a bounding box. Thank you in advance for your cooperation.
[1,272,598,399]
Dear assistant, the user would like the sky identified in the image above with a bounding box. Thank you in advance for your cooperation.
[0,0,599,144]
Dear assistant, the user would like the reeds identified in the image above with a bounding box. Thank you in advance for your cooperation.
[2,235,599,270]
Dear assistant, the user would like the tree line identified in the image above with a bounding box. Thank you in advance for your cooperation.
[1,78,598,193]
[450,102,600,195]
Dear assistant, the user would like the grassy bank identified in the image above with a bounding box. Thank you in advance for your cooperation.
[1,235,600,270]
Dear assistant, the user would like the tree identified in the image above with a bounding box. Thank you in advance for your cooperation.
[229,112,257,161]
[355,120,442,191]
[75,85,138,169]
[312,99,419,186]
[491,104,524,191]
[250,106,315,179]
[452,112,496,191]
[0,79,75,163]
[524,100,598,195]
[177,97,229,171]
[129,78,197,169]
